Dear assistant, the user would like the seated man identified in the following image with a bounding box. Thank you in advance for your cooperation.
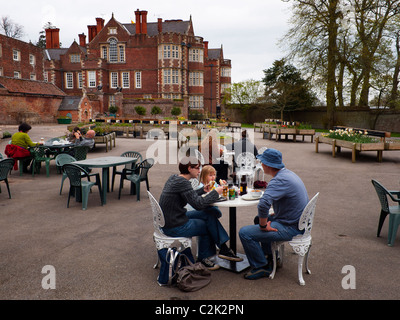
[239,148,309,280]
[75,129,95,148]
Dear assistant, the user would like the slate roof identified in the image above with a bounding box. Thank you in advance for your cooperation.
[208,48,222,60]
[122,20,191,36]
[0,76,66,96]
[58,96,82,111]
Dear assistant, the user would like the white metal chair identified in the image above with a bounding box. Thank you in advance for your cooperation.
[147,191,192,270]
[255,147,268,181]
[270,192,319,285]
[235,152,256,186]
[194,149,205,166]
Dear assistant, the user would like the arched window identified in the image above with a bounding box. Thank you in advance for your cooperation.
[109,38,118,63]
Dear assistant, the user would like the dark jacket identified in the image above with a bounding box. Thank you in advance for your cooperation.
[159,174,219,229]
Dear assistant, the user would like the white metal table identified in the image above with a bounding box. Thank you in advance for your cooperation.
[213,194,260,272]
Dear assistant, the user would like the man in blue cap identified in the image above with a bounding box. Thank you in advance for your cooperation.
[239,148,309,280]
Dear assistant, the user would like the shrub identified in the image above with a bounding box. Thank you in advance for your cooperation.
[135,106,146,116]
[171,107,181,117]
[108,105,118,114]
[151,106,162,115]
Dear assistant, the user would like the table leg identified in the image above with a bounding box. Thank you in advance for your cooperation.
[215,206,250,273]
[102,168,108,205]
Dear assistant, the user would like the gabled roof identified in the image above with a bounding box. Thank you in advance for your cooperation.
[0,76,66,96]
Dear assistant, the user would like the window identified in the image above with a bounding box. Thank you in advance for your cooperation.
[110,72,118,88]
[163,45,170,58]
[70,54,80,63]
[122,72,130,88]
[109,95,116,106]
[88,71,96,88]
[66,72,73,89]
[101,46,107,60]
[163,69,180,84]
[106,38,125,63]
[29,54,35,65]
[172,45,179,58]
[30,73,36,80]
[221,67,231,77]
[108,27,117,35]
[135,72,141,88]
[119,45,125,62]
[189,48,203,62]
[13,49,20,61]
[159,44,180,59]
[14,71,21,78]
[77,72,83,88]
[0,67,3,76]
[221,83,231,93]
[109,38,118,63]
[189,96,204,109]
[44,72,48,82]
[189,72,204,86]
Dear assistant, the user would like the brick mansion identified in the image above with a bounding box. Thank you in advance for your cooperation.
[0,9,232,123]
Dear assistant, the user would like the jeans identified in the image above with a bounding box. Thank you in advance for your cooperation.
[239,216,303,268]
[162,206,229,260]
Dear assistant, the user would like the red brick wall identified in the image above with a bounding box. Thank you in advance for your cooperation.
[0,91,62,124]
[0,34,44,81]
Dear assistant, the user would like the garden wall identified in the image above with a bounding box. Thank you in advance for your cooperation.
[122,98,186,119]
[224,105,400,133]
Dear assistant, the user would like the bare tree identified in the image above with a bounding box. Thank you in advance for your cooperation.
[0,16,24,39]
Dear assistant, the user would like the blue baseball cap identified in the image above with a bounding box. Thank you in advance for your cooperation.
[256,148,285,169]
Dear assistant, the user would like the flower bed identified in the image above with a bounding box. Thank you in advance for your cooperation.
[316,134,385,163]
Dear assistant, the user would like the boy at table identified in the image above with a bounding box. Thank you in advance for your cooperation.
[159,156,242,270]
[239,148,309,280]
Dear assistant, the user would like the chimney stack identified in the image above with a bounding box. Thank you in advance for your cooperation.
[45,28,60,49]
[135,9,141,34]
[96,17,104,34]
[135,9,148,35]
[141,11,148,34]
[158,18,162,33]
[204,41,209,58]
[79,33,86,47]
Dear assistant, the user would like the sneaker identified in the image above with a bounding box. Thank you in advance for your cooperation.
[218,248,243,262]
[244,266,271,280]
[200,258,220,271]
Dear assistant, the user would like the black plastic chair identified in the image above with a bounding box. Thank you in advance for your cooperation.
[118,158,154,201]
[62,163,103,210]
[73,146,90,161]
[0,158,15,198]
[111,151,142,192]
[371,179,400,246]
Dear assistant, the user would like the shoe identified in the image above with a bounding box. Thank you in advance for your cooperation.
[218,248,243,262]
[244,266,272,280]
[200,258,220,271]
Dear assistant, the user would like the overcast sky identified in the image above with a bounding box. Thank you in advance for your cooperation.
[3,0,292,83]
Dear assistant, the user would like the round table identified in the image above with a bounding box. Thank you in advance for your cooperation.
[213,194,261,272]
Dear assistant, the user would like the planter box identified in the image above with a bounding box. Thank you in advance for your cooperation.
[297,129,315,135]
[57,118,72,124]
[316,136,384,162]
[385,141,400,150]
